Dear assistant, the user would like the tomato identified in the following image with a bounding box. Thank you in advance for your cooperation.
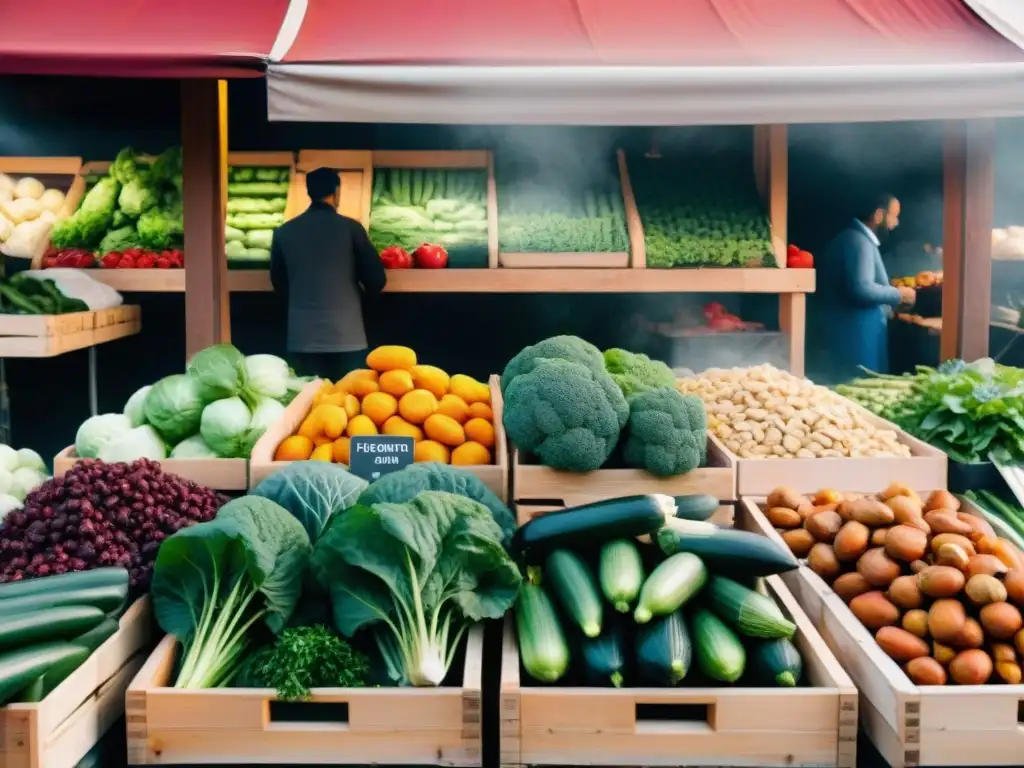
[380,246,413,269]
[412,244,448,269]
[119,254,136,269]
[156,257,172,269]
[137,254,157,269]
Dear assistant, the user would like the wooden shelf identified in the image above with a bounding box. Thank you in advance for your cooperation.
[87,270,186,292]
[0,306,141,357]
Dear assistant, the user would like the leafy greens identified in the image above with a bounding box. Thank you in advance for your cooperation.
[252,461,369,543]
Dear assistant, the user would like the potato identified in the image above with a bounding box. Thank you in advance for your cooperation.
[928,599,967,644]
[766,506,803,528]
[888,575,924,610]
[813,489,842,506]
[966,554,1009,578]
[933,641,956,665]
[906,656,947,685]
[949,649,993,685]
[876,626,930,662]
[980,602,1023,640]
[1014,628,1024,656]
[901,608,929,638]
[924,490,959,513]
[781,528,815,558]
[767,486,805,511]
[923,510,974,536]
[880,483,922,504]
[839,498,895,527]
[909,559,929,575]
[934,543,970,571]
[885,494,925,525]
[964,574,1007,606]
[1004,569,1024,606]
[930,533,975,557]
[808,543,842,581]
[795,502,816,521]
[850,591,900,629]
[996,660,1023,684]
[805,510,843,542]
[956,512,994,542]
[857,548,902,588]
[833,521,870,562]
[991,643,1016,665]
[885,525,928,562]
[833,572,872,603]
[955,618,984,649]
[871,528,890,546]
[977,536,1024,571]
[917,565,966,598]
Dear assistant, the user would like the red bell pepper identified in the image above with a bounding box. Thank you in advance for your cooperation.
[787,247,814,269]
[413,244,448,269]
[380,246,412,269]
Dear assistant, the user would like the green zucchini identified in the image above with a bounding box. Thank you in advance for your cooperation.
[599,539,645,613]
[706,576,795,639]
[516,584,570,683]
[0,642,85,706]
[673,494,720,521]
[510,494,676,563]
[545,550,603,637]
[0,605,107,652]
[15,645,92,703]
[692,609,746,683]
[751,638,803,687]
[636,609,691,685]
[72,616,120,653]
[656,521,798,578]
[0,567,128,601]
[634,553,707,624]
[0,583,129,616]
[581,619,627,687]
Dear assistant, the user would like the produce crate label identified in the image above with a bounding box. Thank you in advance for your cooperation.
[350,435,414,480]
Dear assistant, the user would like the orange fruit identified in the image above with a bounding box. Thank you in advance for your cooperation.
[379,369,415,398]
[383,416,424,441]
[437,394,470,424]
[332,437,351,464]
[275,435,314,461]
[347,414,378,437]
[451,441,491,466]
[398,389,438,425]
[464,418,495,448]
[310,443,334,462]
[415,440,450,464]
[468,402,493,421]
[342,393,360,420]
[361,391,399,426]
[410,365,450,398]
[424,414,466,447]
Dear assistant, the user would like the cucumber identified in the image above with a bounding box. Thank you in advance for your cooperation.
[0,642,85,705]
[15,645,91,703]
[581,619,627,687]
[516,584,569,683]
[673,494,720,521]
[0,583,129,616]
[636,609,691,685]
[510,494,676,563]
[73,616,120,653]
[0,605,107,652]
[634,553,707,624]
[656,522,798,578]
[545,550,603,637]
[0,567,128,601]
[706,575,795,639]
[599,539,644,613]
[692,609,746,683]
[751,638,803,687]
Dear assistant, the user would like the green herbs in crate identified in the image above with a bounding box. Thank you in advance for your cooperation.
[225,166,290,268]
[629,152,774,268]
[369,168,489,268]
[496,155,628,253]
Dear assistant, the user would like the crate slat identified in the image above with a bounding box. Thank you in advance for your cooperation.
[0,308,140,358]
[53,445,248,491]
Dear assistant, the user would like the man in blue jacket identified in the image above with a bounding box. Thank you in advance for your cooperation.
[809,193,916,384]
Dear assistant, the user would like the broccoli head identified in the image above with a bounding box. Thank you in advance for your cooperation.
[622,387,707,477]
[501,335,605,392]
[603,348,675,398]
[503,358,628,472]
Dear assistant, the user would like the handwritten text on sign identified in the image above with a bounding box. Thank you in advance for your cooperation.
[349,435,415,480]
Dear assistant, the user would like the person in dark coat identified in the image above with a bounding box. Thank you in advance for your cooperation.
[270,168,387,381]
[808,193,916,384]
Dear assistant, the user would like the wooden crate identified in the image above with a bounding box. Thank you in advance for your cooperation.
[295,150,373,228]
[500,574,857,767]
[371,150,498,269]
[227,151,299,220]
[53,444,247,492]
[0,597,153,768]
[125,626,484,765]
[250,375,509,500]
[0,306,140,358]
[0,157,86,268]
[741,495,1024,767]
[512,432,735,510]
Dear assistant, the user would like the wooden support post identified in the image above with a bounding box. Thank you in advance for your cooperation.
[941,120,994,362]
[780,293,806,376]
[181,79,229,359]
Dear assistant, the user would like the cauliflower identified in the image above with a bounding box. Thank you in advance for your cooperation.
[603,348,676,398]
[500,335,606,393]
[503,358,627,472]
[622,387,707,477]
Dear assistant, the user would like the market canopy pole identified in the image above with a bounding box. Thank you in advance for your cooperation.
[181,79,230,358]
[941,119,995,362]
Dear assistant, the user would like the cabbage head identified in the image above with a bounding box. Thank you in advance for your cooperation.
[245,355,291,400]
[200,397,254,458]
[188,344,251,403]
[144,375,204,445]
[97,425,167,463]
[124,385,152,427]
[75,413,132,459]
[170,435,219,459]
[0,445,18,472]
[9,467,47,501]
[0,493,20,520]
[15,449,45,473]
[249,397,285,435]
[252,461,368,542]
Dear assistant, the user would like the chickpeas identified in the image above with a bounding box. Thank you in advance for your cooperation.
[677,365,913,460]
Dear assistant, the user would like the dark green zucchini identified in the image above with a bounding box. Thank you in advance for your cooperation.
[545,550,603,637]
[0,605,107,652]
[692,609,745,683]
[581,619,627,687]
[0,584,129,616]
[0,567,129,601]
[673,495,720,521]
[0,642,85,706]
[751,638,803,687]
[511,495,676,563]
[636,609,691,685]
[706,575,795,639]
[516,584,570,683]
[656,522,798,578]
[15,645,92,703]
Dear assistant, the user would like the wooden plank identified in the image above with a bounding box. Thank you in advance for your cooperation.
[373,150,489,169]
[86,271,185,293]
[779,292,806,376]
[764,125,789,266]
[0,316,140,358]
[295,150,374,228]
[0,157,82,175]
[126,627,483,766]
[617,149,646,269]
[498,253,629,269]
[53,445,248,491]
[0,313,90,337]
[227,152,295,167]
[486,154,499,269]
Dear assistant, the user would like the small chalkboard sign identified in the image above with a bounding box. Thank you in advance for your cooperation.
[349,435,415,481]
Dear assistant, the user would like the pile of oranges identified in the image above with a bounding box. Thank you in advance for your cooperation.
[273,345,496,467]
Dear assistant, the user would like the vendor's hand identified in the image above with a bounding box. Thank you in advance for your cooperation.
[898,286,917,306]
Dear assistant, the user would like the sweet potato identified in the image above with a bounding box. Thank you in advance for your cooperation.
[949,649,993,685]
[857,548,902,588]
[906,656,946,685]
[833,521,870,562]
[888,575,924,610]
[916,565,966,598]
[805,510,843,542]
[980,602,1023,641]
[850,591,900,630]
[885,525,928,562]
[927,599,967,644]
[875,626,929,662]
[832,572,872,603]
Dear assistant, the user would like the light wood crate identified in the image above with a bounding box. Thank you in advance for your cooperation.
[741,495,1024,767]
[0,597,153,768]
[295,150,373,228]
[250,375,509,501]
[53,444,247,492]
[0,306,140,358]
[511,432,735,510]
[0,157,85,268]
[500,558,857,767]
[125,626,483,765]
